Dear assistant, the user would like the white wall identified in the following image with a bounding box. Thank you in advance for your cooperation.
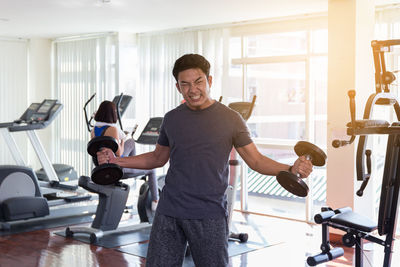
[327,0,375,220]
[0,38,29,165]
[27,38,53,170]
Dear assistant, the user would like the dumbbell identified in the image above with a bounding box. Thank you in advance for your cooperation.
[276,141,327,197]
[87,136,123,185]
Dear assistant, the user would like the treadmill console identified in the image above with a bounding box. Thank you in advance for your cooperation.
[29,100,58,122]
[136,117,163,145]
[112,95,133,117]
[8,99,63,131]
[15,103,41,123]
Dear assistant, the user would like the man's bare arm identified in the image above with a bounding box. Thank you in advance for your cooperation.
[98,144,170,169]
[236,142,312,177]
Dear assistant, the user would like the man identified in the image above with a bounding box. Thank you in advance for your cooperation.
[97,54,313,267]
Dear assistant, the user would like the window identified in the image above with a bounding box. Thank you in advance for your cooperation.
[226,17,328,222]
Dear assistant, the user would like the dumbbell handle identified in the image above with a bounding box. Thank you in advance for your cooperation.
[291,154,311,178]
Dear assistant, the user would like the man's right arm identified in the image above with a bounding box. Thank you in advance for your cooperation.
[98,143,170,170]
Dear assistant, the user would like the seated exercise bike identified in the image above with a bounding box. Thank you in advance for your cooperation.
[65,94,164,243]
[84,92,164,222]
[308,39,400,267]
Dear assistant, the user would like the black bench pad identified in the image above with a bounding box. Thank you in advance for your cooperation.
[331,211,377,233]
[347,120,390,128]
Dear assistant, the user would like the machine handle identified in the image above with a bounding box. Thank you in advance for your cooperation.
[84,93,96,132]
[115,93,124,131]
[307,247,344,266]
[332,90,357,148]
[356,150,372,197]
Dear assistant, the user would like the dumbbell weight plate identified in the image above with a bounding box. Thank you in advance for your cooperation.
[277,171,309,197]
[294,141,327,167]
[87,136,119,157]
[91,163,123,185]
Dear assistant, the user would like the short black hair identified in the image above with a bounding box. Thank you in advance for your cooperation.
[172,54,210,81]
[94,101,117,123]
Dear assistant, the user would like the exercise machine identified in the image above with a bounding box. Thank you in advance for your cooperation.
[0,99,78,184]
[134,117,164,223]
[308,39,400,267]
[83,93,164,223]
[65,118,164,243]
[84,93,133,133]
[0,165,49,225]
[0,99,97,231]
[66,136,150,243]
[226,95,256,243]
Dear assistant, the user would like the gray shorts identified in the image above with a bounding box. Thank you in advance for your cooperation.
[146,212,229,267]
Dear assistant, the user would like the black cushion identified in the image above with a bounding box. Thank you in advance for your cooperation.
[331,211,377,233]
[346,120,389,128]
[1,196,49,221]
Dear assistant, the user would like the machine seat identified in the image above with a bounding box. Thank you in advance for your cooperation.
[331,211,377,233]
[0,196,49,221]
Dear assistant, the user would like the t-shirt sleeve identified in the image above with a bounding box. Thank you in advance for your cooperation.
[233,112,253,148]
[157,117,169,147]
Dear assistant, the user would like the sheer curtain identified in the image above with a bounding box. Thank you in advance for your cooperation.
[0,39,28,164]
[53,34,117,176]
[136,28,225,119]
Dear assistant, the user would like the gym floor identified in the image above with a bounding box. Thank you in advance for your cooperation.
[0,210,399,267]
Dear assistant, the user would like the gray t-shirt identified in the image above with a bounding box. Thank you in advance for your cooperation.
[157,101,252,219]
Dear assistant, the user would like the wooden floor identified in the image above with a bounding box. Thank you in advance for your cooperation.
[1,211,398,267]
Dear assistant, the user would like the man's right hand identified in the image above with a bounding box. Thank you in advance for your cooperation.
[96,148,116,164]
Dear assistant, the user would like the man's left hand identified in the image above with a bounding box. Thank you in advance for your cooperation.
[290,156,313,178]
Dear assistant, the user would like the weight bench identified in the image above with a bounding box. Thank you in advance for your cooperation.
[309,125,400,267]
[309,75,400,267]
[309,39,400,267]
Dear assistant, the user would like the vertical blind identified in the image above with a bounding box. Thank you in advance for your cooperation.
[53,35,117,176]
[136,28,224,118]
[0,39,28,165]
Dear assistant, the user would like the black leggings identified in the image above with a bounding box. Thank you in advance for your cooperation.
[122,138,159,201]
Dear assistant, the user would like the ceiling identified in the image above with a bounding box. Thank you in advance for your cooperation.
[0,0,398,39]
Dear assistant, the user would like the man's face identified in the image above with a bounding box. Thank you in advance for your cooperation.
[176,68,213,110]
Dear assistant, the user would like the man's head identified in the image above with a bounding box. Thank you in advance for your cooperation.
[173,54,214,110]
[172,54,210,82]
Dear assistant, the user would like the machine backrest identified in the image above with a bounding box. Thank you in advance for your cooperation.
[228,95,257,122]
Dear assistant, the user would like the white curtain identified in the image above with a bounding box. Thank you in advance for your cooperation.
[53,35,117,176]
[136,28,225,119]
[0,39,28,164]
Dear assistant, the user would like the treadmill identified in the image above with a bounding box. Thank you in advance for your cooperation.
[0,100,97,231]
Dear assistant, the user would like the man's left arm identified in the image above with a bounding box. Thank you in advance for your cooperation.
[236,142,313,178]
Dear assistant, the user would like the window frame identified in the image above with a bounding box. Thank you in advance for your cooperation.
[226,15,328,222]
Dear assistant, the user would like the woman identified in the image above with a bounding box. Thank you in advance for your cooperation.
[92,100,159,211]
